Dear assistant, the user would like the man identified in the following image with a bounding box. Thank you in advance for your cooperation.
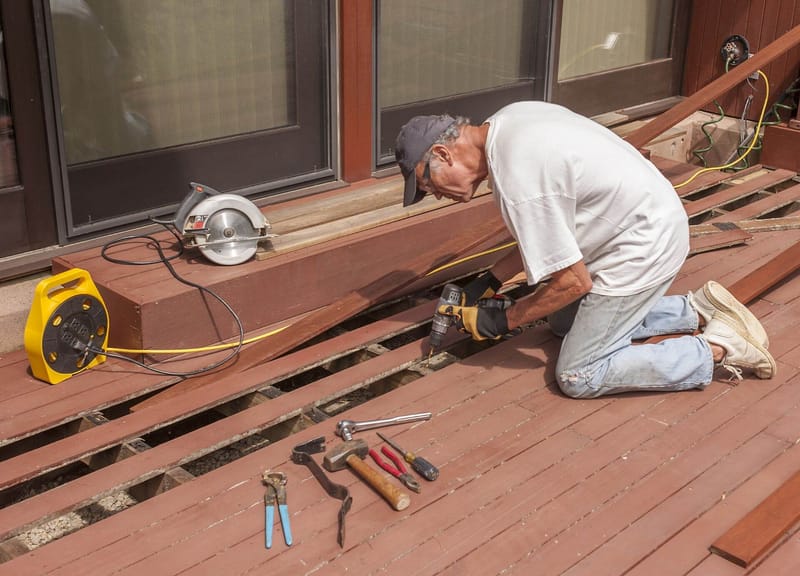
[395,101,774,398]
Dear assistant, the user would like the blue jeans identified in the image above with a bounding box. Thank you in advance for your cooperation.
[549,278,715,398]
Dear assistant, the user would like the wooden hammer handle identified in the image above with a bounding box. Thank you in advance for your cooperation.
[346,454,410,511]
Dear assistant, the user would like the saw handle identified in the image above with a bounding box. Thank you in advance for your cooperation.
[346,454,410,511]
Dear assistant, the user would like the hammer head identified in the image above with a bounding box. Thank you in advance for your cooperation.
[323,439,368,472]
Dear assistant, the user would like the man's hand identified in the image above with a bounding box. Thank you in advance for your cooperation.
[461,271,503,306]
[437,302,509,341]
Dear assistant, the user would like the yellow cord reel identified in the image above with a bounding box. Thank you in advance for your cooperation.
[24,268,109,384]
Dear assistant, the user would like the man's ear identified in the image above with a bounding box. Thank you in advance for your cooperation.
[430,143,453,166]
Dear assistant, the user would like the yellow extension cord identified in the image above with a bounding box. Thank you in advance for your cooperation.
[111,71,770,356]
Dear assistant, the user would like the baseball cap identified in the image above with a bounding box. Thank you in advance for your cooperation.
[395,114,456,206]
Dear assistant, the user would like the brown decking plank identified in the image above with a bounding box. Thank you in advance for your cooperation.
[0,353,48,401]
[345,379,739,575]
[625,24,800,149]
[707,182,800,223]
[727,239,800,305]
[669,229,800,296]
[761,296,800,360]
[10,327,558,575]
[376,406,680,574]
[129,215,510,411]
[0,298,435,469]
[447,367,794,576]
[690,229,752,254]
[683,169,797,219]
[0,331,437,532]
[626,413,800,576]
[218,375,614,573]
[0,366,163,444]
[527,434,788,576]
[710,470,800,567]
[0,301,430,447]
[111,396,548,576]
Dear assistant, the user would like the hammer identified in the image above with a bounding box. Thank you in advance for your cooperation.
[323,438,411,511]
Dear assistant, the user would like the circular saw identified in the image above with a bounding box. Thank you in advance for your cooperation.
[174,182,274,265]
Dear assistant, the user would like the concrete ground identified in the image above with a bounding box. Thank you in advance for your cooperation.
[0,273,50,354]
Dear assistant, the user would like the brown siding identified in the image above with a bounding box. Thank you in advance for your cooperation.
[683,1,800,120]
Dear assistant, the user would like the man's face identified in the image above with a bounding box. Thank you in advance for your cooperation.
[414,145,479,203]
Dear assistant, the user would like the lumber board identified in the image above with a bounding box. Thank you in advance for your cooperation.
[709,469,800,567]
[257,182,492,260]
[625,24,800,149]
[688,229,752,254]
[129,217,510,411]
[728,239,800,304]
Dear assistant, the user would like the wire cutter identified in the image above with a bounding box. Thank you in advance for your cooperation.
[369,446,421,493]
[263,471,293,548]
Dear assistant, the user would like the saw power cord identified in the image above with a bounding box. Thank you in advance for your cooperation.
[94,220,247,377]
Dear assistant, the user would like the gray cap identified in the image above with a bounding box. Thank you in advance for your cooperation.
[395,114,456,206]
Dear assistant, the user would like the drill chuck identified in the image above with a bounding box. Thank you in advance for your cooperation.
[429,283,463,349]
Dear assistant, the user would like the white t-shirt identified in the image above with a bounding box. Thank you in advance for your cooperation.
[485,101,689,296]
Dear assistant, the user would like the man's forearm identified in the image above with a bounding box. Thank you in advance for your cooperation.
[505,261,592,330]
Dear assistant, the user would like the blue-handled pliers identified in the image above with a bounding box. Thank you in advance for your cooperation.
[263,471,293,548]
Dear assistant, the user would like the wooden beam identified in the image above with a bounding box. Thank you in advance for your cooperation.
[130,217,509,411]
[625,24,800,150]
[728,239,800,304]
[710,470,800,567]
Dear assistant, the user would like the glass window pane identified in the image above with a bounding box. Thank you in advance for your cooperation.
[0,25,20,188]
[379,1,529,109]
[558,0,674,81]
[50,0,294,165]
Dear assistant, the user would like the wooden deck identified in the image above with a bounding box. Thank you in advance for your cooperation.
[3,159,800,575]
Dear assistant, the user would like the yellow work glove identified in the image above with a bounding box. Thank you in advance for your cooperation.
[461,271,503,306]
[436,302,509,341]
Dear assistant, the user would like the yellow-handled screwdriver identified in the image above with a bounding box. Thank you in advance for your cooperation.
[376,432,439,481]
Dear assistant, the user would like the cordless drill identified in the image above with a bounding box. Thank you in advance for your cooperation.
[429,283,464,352]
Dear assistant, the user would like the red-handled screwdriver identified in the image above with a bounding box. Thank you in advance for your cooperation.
[376,432,439,481]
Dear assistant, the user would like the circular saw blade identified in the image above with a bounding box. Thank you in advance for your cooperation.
[194,209,260,265]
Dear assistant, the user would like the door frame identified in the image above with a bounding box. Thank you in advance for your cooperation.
[0,0,58,258]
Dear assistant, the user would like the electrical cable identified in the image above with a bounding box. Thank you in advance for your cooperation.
[674,69,770,189]
[96,220,246,377]
[691,101,726,168]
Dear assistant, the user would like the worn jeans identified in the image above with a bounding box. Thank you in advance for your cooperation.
[548,278,715,398]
